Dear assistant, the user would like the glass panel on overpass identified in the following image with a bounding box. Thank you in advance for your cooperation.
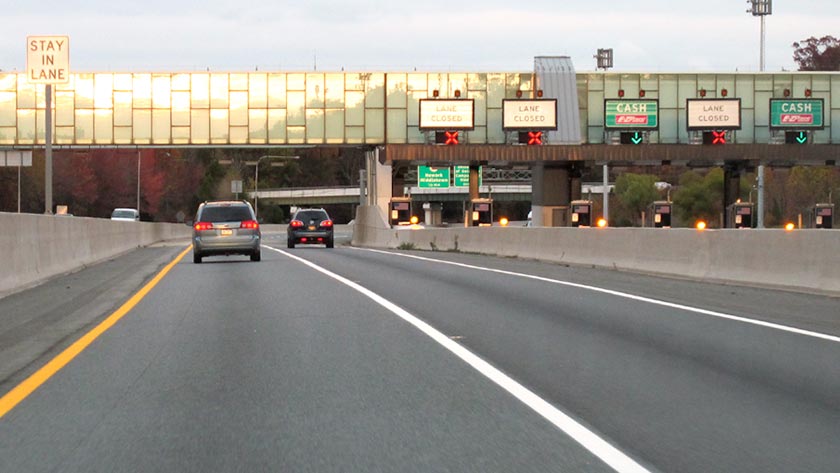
[0,71,838,147]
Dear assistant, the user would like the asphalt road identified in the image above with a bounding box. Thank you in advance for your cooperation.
[1,239,838,472]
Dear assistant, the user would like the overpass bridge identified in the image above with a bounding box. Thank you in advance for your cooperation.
[255,169,541,205]
[1,57,839,226]
[256,185,534,205]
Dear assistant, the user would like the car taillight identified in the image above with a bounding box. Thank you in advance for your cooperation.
[194,222,213,231]
[240,220,259,229]
[290,220,304,228]
[320,220,333,228]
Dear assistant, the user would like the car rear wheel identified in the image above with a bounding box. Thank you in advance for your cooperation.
[193,252,202,264]
[250,251,261,262]
[287,238,295,249]
[326,238,334,249]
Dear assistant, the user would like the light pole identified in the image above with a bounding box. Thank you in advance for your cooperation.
[747,0,772,72]
[748,1,771,227]
[602,165,613,223]
[136,149,141,215]
[249,155,299,218]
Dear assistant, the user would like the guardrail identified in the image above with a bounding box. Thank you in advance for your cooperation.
[0,213,191,297]
[352,206,840,296]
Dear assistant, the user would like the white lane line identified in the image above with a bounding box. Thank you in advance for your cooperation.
[353,248,840,344]
[265,246,651,473]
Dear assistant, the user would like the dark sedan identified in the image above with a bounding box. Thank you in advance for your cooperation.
[287,208,334,248]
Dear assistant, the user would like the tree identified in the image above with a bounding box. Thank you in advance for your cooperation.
[53,151,100,216]
[785,167,836,216]
[614,173,658,226]
[792,35,840,71]
[673,169,724,227]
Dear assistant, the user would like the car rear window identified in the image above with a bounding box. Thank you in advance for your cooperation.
[295,210,329,223]
[200,205,253,222]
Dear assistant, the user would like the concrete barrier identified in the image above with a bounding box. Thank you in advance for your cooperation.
[0,213,191,297]
[352,206,840,296]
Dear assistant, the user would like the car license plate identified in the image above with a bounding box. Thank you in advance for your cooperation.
[220,229,233,236]
[308,225,316,231]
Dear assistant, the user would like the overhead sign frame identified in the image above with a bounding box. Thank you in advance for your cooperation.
[604,99,659,130]
[769,98,825,130]
[686,98,742,131]
[419,99,475,131]
[501,99,558,131]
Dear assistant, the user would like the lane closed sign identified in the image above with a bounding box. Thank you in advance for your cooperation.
[687,99,741,130]
[26,35,70,84]
[502,99,558,130]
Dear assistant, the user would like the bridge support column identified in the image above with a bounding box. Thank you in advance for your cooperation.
[392,168,407,199]
[424,202,443,226]
[570,166,583,202]
[461,165,482,226]
[469,165,480,201]
[532,162,578,227]
[723,163,743,228]
[364,147,393,218]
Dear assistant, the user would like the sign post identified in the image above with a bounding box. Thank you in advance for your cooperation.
[26,35,70,214]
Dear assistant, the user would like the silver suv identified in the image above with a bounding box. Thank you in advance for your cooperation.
[192,201,261,263]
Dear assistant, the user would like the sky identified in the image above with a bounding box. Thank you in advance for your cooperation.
[2,1,839,73]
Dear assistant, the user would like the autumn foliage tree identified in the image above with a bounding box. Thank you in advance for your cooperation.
[792,35,840,71]
[45,149,205,221]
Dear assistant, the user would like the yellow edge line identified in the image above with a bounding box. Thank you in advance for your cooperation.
[0,245,193,420]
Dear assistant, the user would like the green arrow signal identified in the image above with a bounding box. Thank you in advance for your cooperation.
[631,132,643,145]
[796,132,807,144]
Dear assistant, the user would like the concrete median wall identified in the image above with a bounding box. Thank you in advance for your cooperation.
[0,213,191,297]
[352,206,840,295]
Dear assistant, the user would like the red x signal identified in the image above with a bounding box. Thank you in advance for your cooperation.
[518,131,544,145]
[444,131,459,145]
[712,131,726,144]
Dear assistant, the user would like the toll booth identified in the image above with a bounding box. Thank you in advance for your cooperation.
[570,200,593,227]
[814,203,834,229]
[469,198,493,227]
[389,197,412,227]
[652,201,672,228]
[728,202,755,229]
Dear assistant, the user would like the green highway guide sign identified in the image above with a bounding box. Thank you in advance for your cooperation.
[418,166,451,188]
[604,99,659,129]
[453,166,481,187]
[770,99,824,129]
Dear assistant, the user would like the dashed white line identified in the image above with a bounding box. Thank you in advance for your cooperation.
[266,245,652,473]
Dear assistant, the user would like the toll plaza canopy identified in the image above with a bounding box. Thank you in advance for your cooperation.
[1,56,840,165]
